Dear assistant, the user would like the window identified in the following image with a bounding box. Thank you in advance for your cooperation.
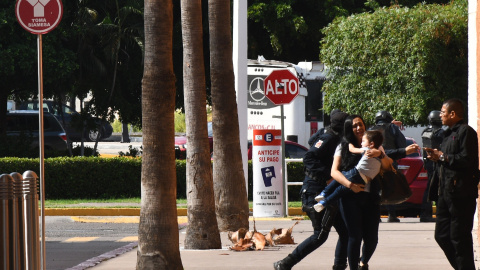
[305,80,324,122]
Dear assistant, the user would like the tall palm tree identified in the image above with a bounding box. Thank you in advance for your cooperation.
[136,0,183,268]
[181,0,221,249]
[209,0,249,231]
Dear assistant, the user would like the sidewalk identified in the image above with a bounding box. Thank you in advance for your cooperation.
[84,215,479,270]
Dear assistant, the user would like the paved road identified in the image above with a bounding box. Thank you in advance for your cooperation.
[45,216,138,270]
[72,141,143,156]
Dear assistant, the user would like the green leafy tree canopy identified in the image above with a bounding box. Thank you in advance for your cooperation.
[320,1,467,126]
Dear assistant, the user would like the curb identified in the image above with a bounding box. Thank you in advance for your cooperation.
[44,207,306,216]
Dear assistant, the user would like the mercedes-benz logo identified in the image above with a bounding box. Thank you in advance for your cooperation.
[249,77,265,102]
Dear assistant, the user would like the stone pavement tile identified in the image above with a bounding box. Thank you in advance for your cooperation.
[91,218,459,270]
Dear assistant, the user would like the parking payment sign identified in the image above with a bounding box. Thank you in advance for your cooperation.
[252,129,284,217]
[16,0,63,34]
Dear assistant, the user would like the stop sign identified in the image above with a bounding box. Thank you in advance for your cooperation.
[16,0,63,35]
[264,69,299,105]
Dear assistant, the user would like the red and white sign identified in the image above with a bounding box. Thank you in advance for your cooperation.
[252,129,284,217]
[263,69,299,105]
[16,0,63,34]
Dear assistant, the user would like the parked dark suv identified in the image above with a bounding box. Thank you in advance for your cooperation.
[6,110,68,153]
[18,100,113,142]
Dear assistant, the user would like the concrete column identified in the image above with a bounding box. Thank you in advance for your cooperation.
[233,0,248,191]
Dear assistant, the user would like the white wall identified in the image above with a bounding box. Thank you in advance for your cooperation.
[468,0,477,130]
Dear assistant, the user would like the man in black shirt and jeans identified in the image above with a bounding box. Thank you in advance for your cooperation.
[425,98,479,270]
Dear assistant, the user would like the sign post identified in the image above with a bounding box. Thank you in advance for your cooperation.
[16,1,63,269]
[263,69,299,216]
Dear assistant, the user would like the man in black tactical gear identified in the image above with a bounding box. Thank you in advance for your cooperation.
[420,110,445,222]
[274,112,349,270]
[308,109,342,147]
[370,110,408,222]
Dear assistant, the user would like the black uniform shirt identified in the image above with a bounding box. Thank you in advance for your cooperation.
[437,120,479,199]
[303,131,341,188]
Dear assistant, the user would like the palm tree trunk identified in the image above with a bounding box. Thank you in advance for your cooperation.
[136,0,183,269]
[209,0,250,231]
[181,0,221,249]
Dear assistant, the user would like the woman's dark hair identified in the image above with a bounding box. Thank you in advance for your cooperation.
[339,114,365,171]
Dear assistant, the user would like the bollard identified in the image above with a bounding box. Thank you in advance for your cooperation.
[0,174,14,270]
[21,170,40,270]
[11,172,24,270]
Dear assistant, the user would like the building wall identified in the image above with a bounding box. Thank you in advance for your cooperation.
[471,0,480,247]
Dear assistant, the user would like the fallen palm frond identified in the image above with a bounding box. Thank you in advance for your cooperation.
[228,219,299,251]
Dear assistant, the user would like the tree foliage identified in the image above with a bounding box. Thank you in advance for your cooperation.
[247,0,450,64]
[0,0,78,134]
[73,0,144,126]
[320,1,467,126]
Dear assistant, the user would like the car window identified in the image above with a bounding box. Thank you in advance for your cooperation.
[285,144,307,159]
[62,104,76,114]
[6,115,53,131]
[7,101,15,111]
[23,103,37,111]
[19,102,51,113]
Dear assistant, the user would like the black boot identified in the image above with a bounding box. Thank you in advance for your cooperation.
[273,254,297,270]
[358,263,369,270]
[332,264,347,270]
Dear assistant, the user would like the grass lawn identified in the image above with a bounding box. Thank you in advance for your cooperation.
[45,198,302,208]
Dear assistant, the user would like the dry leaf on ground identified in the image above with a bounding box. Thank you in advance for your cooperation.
[227,221,300,251]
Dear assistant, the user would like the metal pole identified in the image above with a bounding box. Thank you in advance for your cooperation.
[11,172,24,270]
[0,174,13,270]
[37,34,46,270]
[280,105,287,217]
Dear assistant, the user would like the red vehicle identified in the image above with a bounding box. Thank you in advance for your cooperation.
[174,122,213,159]
[391,137,429,216]
[247,140,308,160]
[175,122,309,160]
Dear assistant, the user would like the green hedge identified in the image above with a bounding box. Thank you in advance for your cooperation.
[0,157,305,200]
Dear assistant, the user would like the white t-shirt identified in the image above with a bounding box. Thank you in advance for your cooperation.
[356,147,381,180]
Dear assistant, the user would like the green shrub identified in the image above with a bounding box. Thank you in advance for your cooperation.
[70,145,99,157]
[174,110,186,133]
[111,120,142,133]
[0,157,305,201]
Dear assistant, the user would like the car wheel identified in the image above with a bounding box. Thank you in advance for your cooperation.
[87,130,102,142]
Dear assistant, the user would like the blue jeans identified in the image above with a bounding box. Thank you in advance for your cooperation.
[322,167,364,207]
[339,191,380,269]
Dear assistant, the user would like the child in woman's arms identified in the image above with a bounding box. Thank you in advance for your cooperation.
[314,130,387,212]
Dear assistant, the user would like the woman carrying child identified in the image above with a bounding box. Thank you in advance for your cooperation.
[314,130,387,213]
[330,115,392,270]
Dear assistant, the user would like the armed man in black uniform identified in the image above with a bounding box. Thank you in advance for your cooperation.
[274,112,349,270]
[420,110,445,222]
[425,99,479,270]
[370,111,407,222]
[308,109,342,147]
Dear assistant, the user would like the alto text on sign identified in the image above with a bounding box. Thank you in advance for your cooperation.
[263,69,299,105]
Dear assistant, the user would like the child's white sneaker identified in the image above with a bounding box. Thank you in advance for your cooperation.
[313,201,325,212]
[315,192,325,202]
